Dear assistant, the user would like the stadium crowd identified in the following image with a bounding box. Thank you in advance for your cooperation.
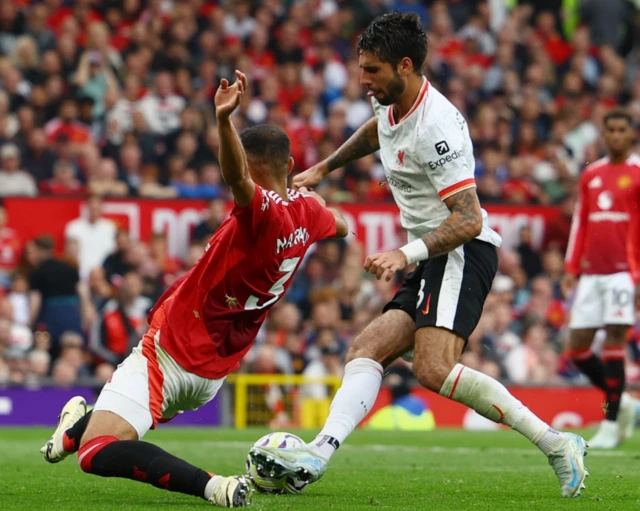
[0,0,640,389]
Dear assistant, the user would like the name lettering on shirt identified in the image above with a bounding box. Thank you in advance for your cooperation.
[277,227,310,254]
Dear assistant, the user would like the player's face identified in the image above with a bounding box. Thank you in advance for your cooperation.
[359,52,406,106]
[603,118,634,154]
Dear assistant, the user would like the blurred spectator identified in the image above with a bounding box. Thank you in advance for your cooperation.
[137,71,185,136]
[0,204,22,288]
[89,270,152,368]
[39,160,86,195]
[21,128,56,182]
[8,273,29,326]
[28,235,81,353]
[44,98,92,146]
[103,228,132,284]
[192,198,226,243]
[0,143,37,196]
[88,158,128,197]
[64,194,117,280]
[516,225,542,279]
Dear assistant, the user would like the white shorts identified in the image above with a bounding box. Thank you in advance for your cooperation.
[93,328,225,439]
[569,272,636,329]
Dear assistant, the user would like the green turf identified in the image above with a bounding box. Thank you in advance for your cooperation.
[1,427,639,510]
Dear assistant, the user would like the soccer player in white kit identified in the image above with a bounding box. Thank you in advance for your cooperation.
[250,12,589,498]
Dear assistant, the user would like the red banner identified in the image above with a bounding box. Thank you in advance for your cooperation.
[4,197,559,258]
[365,386,610,429]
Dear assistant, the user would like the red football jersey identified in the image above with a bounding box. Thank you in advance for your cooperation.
[565,155,640,280]
[0,227,22,271]
[149,185,337,379]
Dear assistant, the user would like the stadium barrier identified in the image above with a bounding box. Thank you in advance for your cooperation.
[226,374,342,429]
[0,380,631,429]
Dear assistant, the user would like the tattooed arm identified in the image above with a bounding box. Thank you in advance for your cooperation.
[292,117,379,189]
[421,188,483,258]
[326,117,380,171]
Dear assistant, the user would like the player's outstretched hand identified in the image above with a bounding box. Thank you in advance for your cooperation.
[365,250,408,282]
[215,70,247,120]
[292,162,327,190]
[298,186,327,207]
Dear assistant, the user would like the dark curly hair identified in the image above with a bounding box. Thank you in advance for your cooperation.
[357,12,427,75]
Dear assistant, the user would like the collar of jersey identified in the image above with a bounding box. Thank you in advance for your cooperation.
[387,77,429,128]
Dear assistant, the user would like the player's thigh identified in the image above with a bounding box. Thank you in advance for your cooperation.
[566,328,598,352]
[602,272,635,329]
[568,275,604,329]
[415,240,497,346]
[347,310,415,367]
[89,329,163,442]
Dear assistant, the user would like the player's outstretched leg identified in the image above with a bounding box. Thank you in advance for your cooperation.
[249,310,414,484]
[40,396,90,463]
[412,327,588,498]
[77,411,251,507]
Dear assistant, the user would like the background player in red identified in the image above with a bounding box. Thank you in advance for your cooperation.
[563,108,640,449]
[39,70,348,508]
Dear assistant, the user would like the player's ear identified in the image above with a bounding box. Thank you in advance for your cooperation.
[287,157,295,176]
[398,57,412,77]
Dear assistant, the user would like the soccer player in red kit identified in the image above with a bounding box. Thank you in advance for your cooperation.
[39,71,348,507]
[563,108,640,449]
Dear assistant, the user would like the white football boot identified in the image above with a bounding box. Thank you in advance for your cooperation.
[248,445,328,484]
[209,476,252,507]
[617,392,640,443]
[588,419,620,449]
[547,432,589,498]
[40,396,87,463]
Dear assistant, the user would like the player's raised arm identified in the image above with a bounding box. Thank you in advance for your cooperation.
[298,187,349,239]
[292,117,379,190]
[215,70,255,207]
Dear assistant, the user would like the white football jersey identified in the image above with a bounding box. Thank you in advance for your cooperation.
[372,78,502,247]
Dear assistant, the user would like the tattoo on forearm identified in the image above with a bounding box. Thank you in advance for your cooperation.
[423,189,482,258]
[327,118,379,171]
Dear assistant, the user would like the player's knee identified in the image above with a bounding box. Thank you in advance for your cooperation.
[345,336,382,364]
[412,357,450,393]
[605,325,628,345]
[77,435,119,473]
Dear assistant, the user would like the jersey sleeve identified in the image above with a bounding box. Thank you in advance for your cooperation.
[565,172,589,276]
[300,193,337,243]
[418,121,476,201]
[230,184,273,233]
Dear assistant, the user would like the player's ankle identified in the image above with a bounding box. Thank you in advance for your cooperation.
[203,475,223,500]
[310,435,339,459]
[536,428,563,456]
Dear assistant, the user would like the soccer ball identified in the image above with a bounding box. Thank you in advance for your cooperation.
[245,432,309,494]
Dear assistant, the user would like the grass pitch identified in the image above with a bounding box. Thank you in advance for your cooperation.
[0,427,638,510]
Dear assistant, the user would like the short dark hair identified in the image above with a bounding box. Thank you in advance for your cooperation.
[357,12,427,75]
[239,124,290,173]
[603,107,632,126]
[34,235,55,251]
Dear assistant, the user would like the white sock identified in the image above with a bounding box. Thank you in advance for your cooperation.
[441,364,562,456]
[310,358,383,460]
[203,475,224,501]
